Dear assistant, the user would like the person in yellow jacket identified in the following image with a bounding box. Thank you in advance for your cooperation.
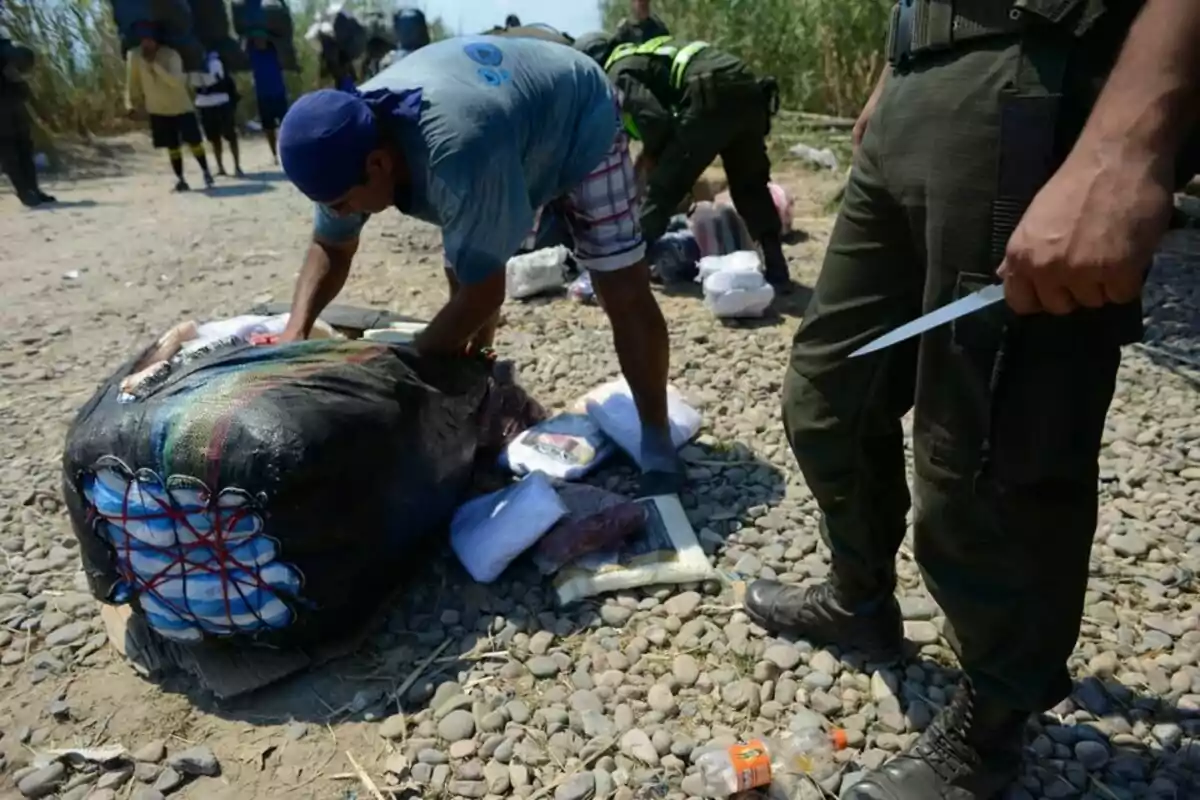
[125,24,212,192]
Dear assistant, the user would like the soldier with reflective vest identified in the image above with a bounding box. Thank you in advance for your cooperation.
[575,33,792,290]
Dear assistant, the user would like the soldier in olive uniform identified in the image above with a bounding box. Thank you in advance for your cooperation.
[613,0,669,45]
[741,0,1200,797]
[575,33,793,290]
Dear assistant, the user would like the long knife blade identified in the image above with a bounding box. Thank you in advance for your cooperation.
[850,283,1005,358]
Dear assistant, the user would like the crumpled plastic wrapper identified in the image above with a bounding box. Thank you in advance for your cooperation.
[533,483,647,575]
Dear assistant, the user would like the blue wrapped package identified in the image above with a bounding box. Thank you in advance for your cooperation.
[651,229,702,284]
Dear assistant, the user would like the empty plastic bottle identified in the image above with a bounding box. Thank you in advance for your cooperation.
[693,726,848,797]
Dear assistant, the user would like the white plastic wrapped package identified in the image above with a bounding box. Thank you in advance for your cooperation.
[578,379,702,470]
[449,472,567,583]
[696,249,762,284]
[699,251,775,318]
[507,246,569,300]
[503,413,615,480]
[703,270,776,319]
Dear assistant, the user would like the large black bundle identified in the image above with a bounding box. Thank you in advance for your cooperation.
[361,9,396,53]
[232,0,293,40]
[187,0,231,49]
[120,32,204,71]
[331,9,367,62]
[394,7,429,52]
[0,39,35,75]
[213,36,250,72]
[111,0,192,40]
[275,36,299,72]
[63,337,493,649]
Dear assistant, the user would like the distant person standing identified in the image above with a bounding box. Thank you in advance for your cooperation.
[125,27,213,192]
[193,50,243,177]
[614,0,669,45]
[0,38,54,207]
[247,34,289,163]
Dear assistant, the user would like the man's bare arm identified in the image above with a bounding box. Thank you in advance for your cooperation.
[1077,0,1200,163]
[998,0,1200,314]
[415,270,507,356]
[282,238,358,339]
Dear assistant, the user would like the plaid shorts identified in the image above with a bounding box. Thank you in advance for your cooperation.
[522,129,646,272]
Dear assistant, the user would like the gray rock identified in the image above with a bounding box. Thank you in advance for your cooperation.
[379,714,407,740]
[438,709,476,742]
[898,596,938,621]
[1074,739,1110,770]
[448,779,487,798]
[554,771,596,800]
[529,630,555,655]
[506,699,531,723]
[809,650,840,676]
[1109,533,1149,557]
[133,740,167,763]
[418,748,449,764]
[619,729,659,765]
[97,768,133,790]
[802,670,834,691]
[449,740,477,759]
[903,621,940,646]
[763,643,802,671]
[167,745,219,777]
[131,789,166,800]
[647,683,677,716]
[600,605,634,628]
[484,759,510,794]
[663,591,702,620]
[133,762,161,783]
[17,762,66,798]
[527,656,561,678]
[44,620,89,647]
[1152,723,1182,749]
[672,654,700,687]
[152,766,183,794]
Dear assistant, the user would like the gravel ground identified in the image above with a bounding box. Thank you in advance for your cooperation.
[0,134,1197,800]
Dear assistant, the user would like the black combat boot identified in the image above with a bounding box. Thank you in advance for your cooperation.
[744,579,904,663]
[842,679,1027,800]
[760,232,794,294]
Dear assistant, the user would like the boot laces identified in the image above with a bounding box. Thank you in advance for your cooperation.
[911,686,981,784]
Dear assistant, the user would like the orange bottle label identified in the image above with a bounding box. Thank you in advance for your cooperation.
[728,739,772,791]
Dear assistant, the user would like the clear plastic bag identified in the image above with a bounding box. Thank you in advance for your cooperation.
[507,246,569,300]
[532,484,646,575]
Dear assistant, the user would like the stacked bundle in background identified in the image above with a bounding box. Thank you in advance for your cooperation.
[374,8,431,72]
[232,0,299,71]
[394,8,430,52]
[110,0,204,71]
[0,37,36,80]
[188,0,248,72]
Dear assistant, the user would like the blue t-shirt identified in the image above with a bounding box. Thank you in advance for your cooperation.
[312,36,618,285]
[249,45,287,100]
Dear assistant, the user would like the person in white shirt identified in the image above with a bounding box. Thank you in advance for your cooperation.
[192,51,243,177]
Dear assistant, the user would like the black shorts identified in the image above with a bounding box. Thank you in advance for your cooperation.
[149,113,203,150]
[199,103,237,142]
[257,94,289,130]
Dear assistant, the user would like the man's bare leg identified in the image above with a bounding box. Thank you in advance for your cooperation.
[589,261,682,495]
